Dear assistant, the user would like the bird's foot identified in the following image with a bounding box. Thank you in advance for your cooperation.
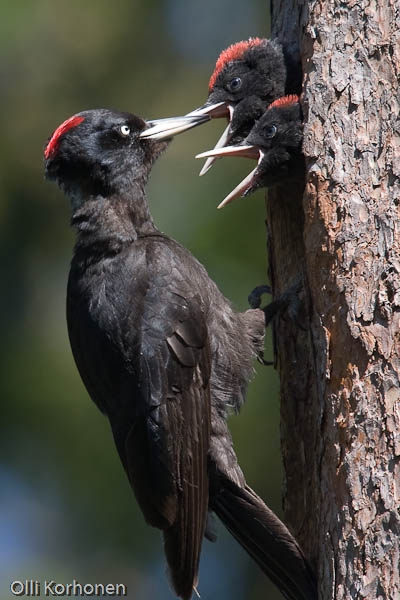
[248,284,271,309]
[263,276,306,329]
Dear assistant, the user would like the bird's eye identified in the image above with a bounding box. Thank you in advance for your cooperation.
[264,125,277,138]
[120,125,131,136]
[228,77,242,92]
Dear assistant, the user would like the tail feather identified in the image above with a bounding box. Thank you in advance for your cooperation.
[211,478,317,600]
[163,449,205,600]
[163,518,197,600]
[162,382,210,600]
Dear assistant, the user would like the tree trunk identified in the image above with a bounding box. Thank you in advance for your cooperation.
[269,0,400,598]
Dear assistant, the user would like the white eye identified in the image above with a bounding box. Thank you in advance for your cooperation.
[120,125,130,136]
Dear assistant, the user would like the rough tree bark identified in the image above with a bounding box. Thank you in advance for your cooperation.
[268,0,400,598]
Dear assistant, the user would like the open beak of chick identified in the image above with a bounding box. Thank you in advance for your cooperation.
[196,144,263,208]
[186,102,234,175]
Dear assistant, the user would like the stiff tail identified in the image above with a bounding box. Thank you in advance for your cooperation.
[163,519,200,600]
[211,477,317,600]
[162,386,210,600]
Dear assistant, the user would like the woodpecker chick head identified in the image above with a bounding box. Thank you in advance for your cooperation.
[190,38,287,175]
[189,38,286,120]
[246,95,303,157]
[207,38,286,108]
[196,95,303,207]
[44,109,207,208]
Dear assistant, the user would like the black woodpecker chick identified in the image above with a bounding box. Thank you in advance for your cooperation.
[197,95,304,208]
[44,108,316,600]
[188,37,300,174]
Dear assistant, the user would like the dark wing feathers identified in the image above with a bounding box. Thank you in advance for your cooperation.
[175,314,207,348]
[68,240,212,600]
[164,364,210,599]
[131,288,211,600]
[167,332,198,367]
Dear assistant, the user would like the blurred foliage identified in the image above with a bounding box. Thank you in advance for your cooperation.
[0,2,286,599]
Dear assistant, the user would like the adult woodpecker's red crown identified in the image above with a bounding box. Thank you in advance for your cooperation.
[208,37,264,92]
[44,115,85,159]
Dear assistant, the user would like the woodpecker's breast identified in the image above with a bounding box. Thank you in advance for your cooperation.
[66,246,149,417]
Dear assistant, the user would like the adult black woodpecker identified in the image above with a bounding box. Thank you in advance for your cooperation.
[44,108,316,600]
[187,37,301,174]
[197,95,304,208]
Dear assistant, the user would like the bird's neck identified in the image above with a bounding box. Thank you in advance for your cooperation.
[71,186,158,254]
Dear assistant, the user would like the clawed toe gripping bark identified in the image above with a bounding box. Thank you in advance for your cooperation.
[249,278,305,330]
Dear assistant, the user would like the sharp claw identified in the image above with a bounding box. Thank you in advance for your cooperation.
[248,285,272,309]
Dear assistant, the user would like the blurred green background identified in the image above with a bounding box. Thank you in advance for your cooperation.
[0,2,284,599]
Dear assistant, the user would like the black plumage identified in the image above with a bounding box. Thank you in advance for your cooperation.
[187,37,301,174]
[197,95,304,208]
[44,108,316,600]
[206,38,287,112]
